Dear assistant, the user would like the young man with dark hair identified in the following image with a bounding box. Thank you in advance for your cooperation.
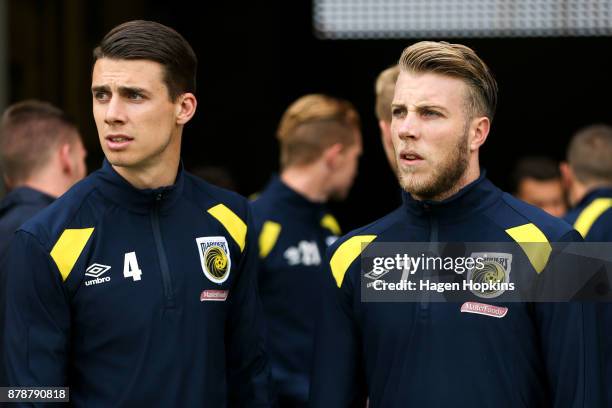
[310,41,600,407]
[252,94,361,407]
[3,20,270,406]
[512,156,567,217]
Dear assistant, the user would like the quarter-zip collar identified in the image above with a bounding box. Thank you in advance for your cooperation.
[0,186,55,213]
[401,170,502,224]
[95,159,185,214]
[575,187,612,208]
[262,176,327,216]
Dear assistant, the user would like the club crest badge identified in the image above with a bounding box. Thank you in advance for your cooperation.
[467,252,512,299]
[196,236,231,284]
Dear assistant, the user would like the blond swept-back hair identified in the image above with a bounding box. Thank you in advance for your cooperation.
[277,94,360,169]
[375,65,400,123]
[399,41,498,120]
[0,100,79,184]
[567,124,612,184]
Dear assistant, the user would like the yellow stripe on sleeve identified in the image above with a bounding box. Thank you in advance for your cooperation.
[320,214,342,236]
[207,204,247,252]
[505,223,551,274]
[259,221,281,258]
[50,228,95,281]
[573,198,612,238]
[329,235,377,288]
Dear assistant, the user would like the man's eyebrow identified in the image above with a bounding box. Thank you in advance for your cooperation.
[415,104,449,114]
[90,85,150,95]
[117,86,149,95]
[91,85,109,93]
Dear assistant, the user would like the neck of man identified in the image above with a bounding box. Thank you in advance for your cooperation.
[570,179,612,207]
[21,178,62,199]
[21,163,73,198]
[281,164,328,203]
[113,156,180,190]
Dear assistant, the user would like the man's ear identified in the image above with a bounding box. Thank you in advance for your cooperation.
[379,119,397,169]
[3,173,13,191]
[176,93,197,125]
[469,116,490,152]
[58,143,73,174]
[560,161,573,188]
[322,143,344,170]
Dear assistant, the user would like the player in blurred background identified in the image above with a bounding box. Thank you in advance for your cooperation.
[0,100,87,259]
[374,65,400,174]
[0,99,86,386]
[512,156,566,217]
[252,93,361,407]
[562,123,612,406]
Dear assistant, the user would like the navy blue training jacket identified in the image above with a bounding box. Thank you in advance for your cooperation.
[251,177,341,407]
[0,186,55,261]
[310,173,601,408]
[565,187,612,408]
[3,160,271,407]
[0,187,55,387]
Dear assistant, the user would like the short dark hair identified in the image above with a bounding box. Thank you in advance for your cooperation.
[93,20,197,101]
[567,124,612,184]
[0,100,79,184]
[511,156,561,193]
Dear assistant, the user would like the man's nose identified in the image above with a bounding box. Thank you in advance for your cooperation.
[105,97,127,125]
[397,112,420,140]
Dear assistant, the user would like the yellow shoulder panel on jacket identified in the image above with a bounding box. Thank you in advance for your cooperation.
[259,221,281,258]
[574,198,612,238]
[329,235,377,288]
[207,204,247,252]
[321,214,341,236]
[505,223,551,274]
[50,228,95,281]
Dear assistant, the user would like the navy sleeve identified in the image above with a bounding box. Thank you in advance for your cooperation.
[3,231,71,388]
[534,229,602,408]
[225,209,272,407]
[309,257,366,407]
[534,302,602,408]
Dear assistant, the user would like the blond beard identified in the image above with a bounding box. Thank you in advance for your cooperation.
[399,127,470,201]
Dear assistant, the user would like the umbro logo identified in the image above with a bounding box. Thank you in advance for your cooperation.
[85,263,111,286]
[86,263,111,277]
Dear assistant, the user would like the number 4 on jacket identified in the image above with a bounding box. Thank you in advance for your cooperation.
[123,252,142,281]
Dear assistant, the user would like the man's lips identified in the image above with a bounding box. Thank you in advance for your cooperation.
[105,134,134,150]
[399,150,424,165]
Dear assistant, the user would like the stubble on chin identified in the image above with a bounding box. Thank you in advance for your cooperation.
[398,132,470,201]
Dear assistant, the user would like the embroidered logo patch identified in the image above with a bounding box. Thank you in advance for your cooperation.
[196,236,231,284]
[467,252,512,298]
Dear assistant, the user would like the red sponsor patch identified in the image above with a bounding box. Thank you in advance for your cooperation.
[460,301,508,318]
[200,289,229,302]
